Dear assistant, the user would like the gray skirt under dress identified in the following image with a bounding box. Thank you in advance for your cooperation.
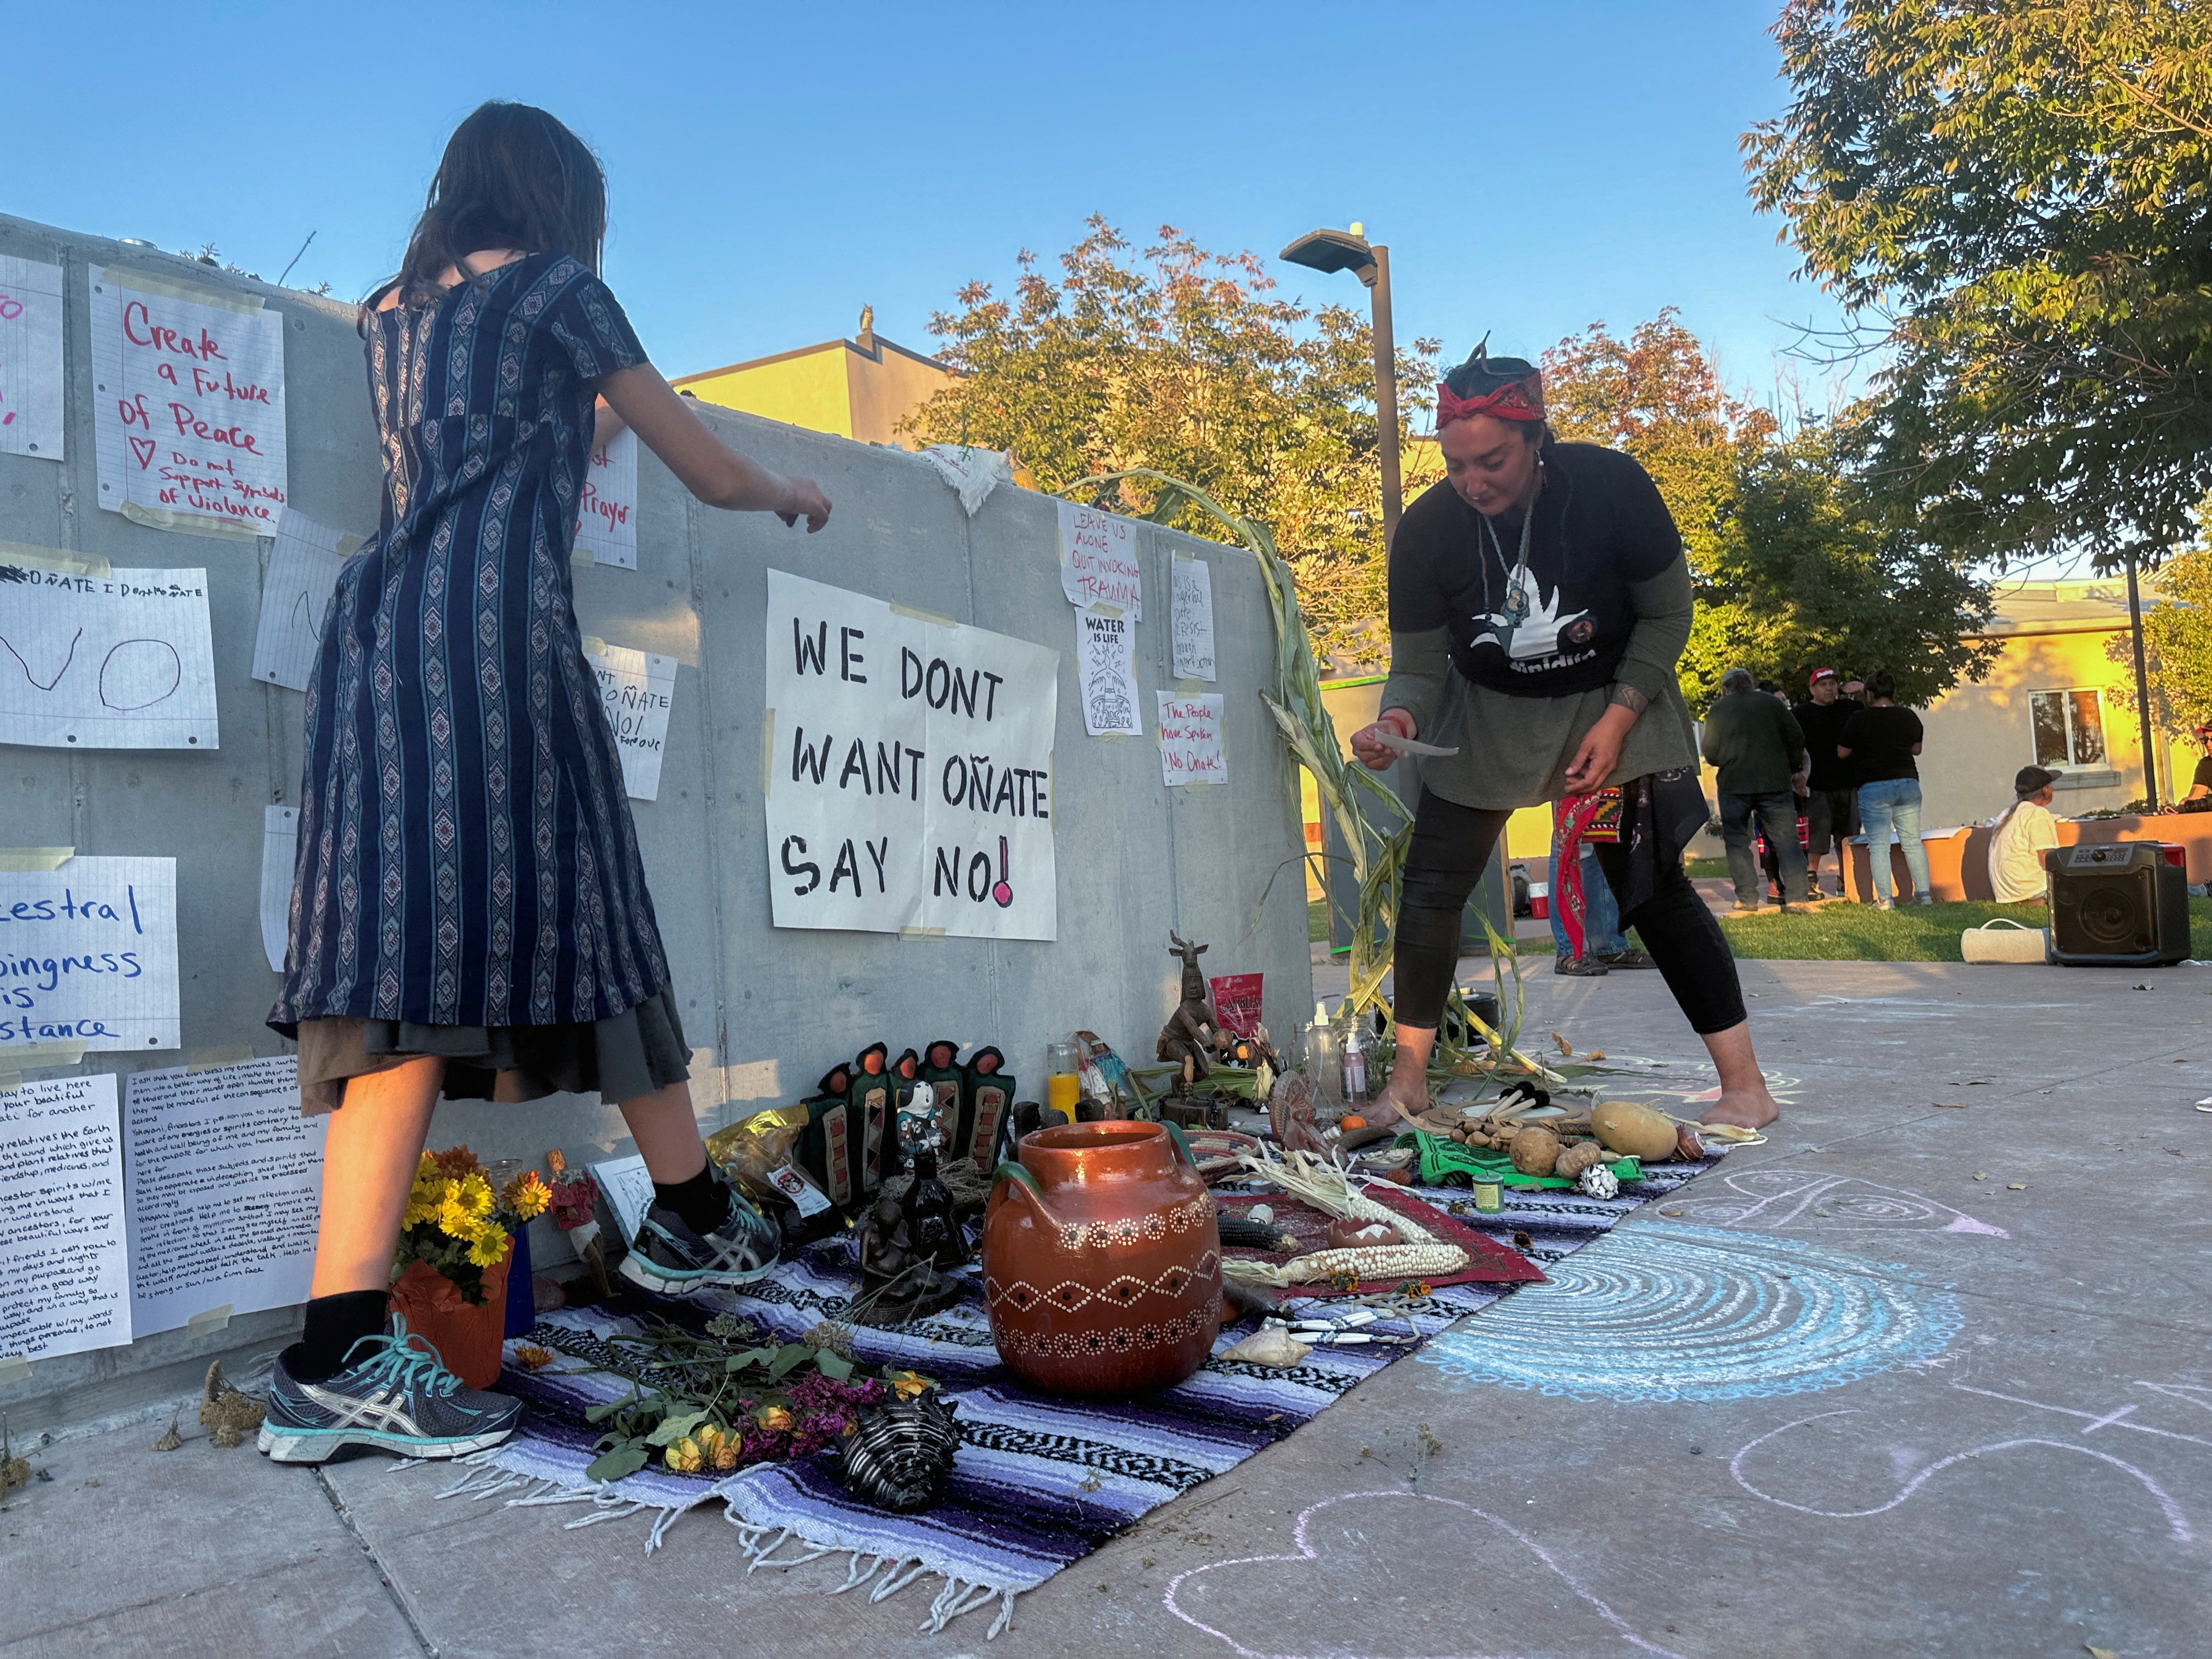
[294,988,691,1116]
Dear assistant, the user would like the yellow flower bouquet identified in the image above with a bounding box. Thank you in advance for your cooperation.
[395,1146,551,1306]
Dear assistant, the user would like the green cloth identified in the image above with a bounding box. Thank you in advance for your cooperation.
[1375,557,1700,810]
[1699,688,1807,797]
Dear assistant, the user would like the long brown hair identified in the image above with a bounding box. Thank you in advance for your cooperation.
[374,102,606,312]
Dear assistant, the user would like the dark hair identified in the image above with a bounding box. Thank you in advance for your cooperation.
[1865,668,1897,701]
[378,103,605,308]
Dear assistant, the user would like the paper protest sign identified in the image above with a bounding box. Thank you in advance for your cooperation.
[1156,692,1227,785]
[0,557,219,748]
[1076,608,1142,737]
[0,256,65,461]
[252,509,354,691]
[125,1057,323,1337]
[764,570,1058,941]
[0,856,179,1052]
[260,805,298,973]
[575,428,638,568]
[1170,555,1216,681]
[1057,500,1142,618]
[585,640,676,800]
[1,1074,131,1362]
[90,267,287,537]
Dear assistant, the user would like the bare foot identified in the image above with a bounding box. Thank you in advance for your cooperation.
[1700,1088,1780,1130]
[1382,1082,1431,1127]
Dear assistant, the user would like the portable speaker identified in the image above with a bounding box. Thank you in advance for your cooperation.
[2046,842,2191,966]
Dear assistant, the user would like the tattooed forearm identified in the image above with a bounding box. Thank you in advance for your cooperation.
[1607,683,1650,716]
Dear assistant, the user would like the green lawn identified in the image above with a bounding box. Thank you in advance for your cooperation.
[1715,896,2212,963]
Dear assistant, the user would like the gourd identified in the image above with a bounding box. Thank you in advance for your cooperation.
[1591,1099,1678,1161]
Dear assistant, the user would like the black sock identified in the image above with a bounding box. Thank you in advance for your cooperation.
[289,1289,390,1381]
[653,1165,731,1235]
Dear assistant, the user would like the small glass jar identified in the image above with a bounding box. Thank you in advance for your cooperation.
[1045,1039,1082,1125]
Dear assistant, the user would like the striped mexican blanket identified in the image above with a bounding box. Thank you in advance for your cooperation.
[425,1158,1717,1638]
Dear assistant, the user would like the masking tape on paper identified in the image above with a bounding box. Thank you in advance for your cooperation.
[0,1356,30,1387]
[111,264,266,314]
[0,1041,89,1072]
[0,541,110,578]
[580,636,607,658]
[1176,678,1203,694]
[0,848,74,871]
[187,1305,234,1336]
[1086,602,1123,620]
[572,547,596,566]
[117,499,262,542]
[185,1043,253,1075]
[889,600,959,630]
[1182,781,1212,792]
[899,926,946,942]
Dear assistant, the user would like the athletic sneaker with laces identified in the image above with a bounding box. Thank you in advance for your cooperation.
[259,1318,523,1464]
[618,1176,780,1293]
[1553,953,1609,977]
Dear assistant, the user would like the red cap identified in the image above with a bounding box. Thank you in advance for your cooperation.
[1808,668,1838,687]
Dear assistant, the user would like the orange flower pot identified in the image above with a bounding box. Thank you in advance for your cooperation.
[981,1120,1221,1397]
[388,1242,514,1389]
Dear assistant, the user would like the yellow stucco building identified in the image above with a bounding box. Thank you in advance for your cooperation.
[1916,576,2189,828]
[671,309,955,447]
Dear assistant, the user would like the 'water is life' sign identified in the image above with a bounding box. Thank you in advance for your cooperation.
[763,571,1058,941]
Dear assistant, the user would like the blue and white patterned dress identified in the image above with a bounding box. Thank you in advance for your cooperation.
[270,254,670,1040]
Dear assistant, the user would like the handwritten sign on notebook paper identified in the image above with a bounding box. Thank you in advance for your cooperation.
[1156,692,1227,786]
[0,555,218,748]
[125,1057,323,1337]
[260,804,298,973]
[1057,500,1142,619]
[585,641,676,801]
[575,428,639,568]
[0,257,65,462]
[89,266,287,537]
[0,857,180,1053]
[1170,555,1216,681]
[0,1073,131,1362]
[251,509,356,692]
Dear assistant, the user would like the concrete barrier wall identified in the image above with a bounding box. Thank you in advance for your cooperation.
[0,210,1313,1430]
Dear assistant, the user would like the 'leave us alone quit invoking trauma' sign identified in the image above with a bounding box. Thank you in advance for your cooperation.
[764,571,1058,941]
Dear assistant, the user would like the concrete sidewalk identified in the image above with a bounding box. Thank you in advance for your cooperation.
[8,958,2210,1657]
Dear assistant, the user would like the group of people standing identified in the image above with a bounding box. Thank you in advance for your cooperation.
[1697,666,1928,913]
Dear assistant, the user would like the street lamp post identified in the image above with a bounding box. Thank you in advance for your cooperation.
[1280,226,1403,549]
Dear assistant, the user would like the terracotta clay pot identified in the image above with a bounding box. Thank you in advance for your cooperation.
[981,1120,1221,1396]
[387,1243,514,1389]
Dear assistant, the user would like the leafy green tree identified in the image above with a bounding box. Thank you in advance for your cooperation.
[1746,0,2212,571]
[2104,538,2212,733]
[901,218,1439,668]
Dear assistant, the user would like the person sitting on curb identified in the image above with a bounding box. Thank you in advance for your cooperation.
[1987,765,2062,904]
[1700,667,1811,914]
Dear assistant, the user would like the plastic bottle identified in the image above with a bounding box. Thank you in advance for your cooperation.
[1304,1001,1344,1121]
[1340,1012,1371,1113]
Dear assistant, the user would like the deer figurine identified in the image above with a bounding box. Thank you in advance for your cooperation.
[1157,933,1220,1083]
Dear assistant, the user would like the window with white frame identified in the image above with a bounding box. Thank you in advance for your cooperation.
[2029,688,2108,768]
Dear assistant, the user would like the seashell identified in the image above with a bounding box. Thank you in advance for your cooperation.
[1220,1325,1312,1366]
[1577,1164,1621,1200]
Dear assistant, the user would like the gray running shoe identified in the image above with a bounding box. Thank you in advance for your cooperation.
[618,1176,780,1294]
[259,1318,522,1464]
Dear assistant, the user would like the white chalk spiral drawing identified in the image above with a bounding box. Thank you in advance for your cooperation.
[1657,1170,2008,1238]
[1729,1410,2193,1542]
[1417,1223,1960,1403]
[1163,1491,1687,1659]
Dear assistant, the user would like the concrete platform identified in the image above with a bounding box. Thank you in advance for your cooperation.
[10,957,2211,1657]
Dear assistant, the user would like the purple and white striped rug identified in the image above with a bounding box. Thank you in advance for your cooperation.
[424,1157,1720,1639]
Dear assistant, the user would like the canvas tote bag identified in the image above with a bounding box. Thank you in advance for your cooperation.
[1961,917,2050,963]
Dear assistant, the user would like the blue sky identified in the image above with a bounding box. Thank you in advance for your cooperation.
[11,1,1848,412]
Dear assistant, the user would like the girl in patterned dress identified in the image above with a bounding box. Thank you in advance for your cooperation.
[262,104,832,1464]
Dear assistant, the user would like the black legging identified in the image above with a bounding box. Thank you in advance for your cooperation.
[1393,788,1746,1035]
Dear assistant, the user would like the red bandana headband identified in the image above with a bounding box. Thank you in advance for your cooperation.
[1436,374,1545,428]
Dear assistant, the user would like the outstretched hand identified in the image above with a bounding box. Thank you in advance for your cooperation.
[778,478,832,533]
[1351,708,1416,771]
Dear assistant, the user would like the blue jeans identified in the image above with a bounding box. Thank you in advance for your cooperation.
[1857,777,1928,902]
[1548,842,1628,958]
[1719,789,1809,906]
